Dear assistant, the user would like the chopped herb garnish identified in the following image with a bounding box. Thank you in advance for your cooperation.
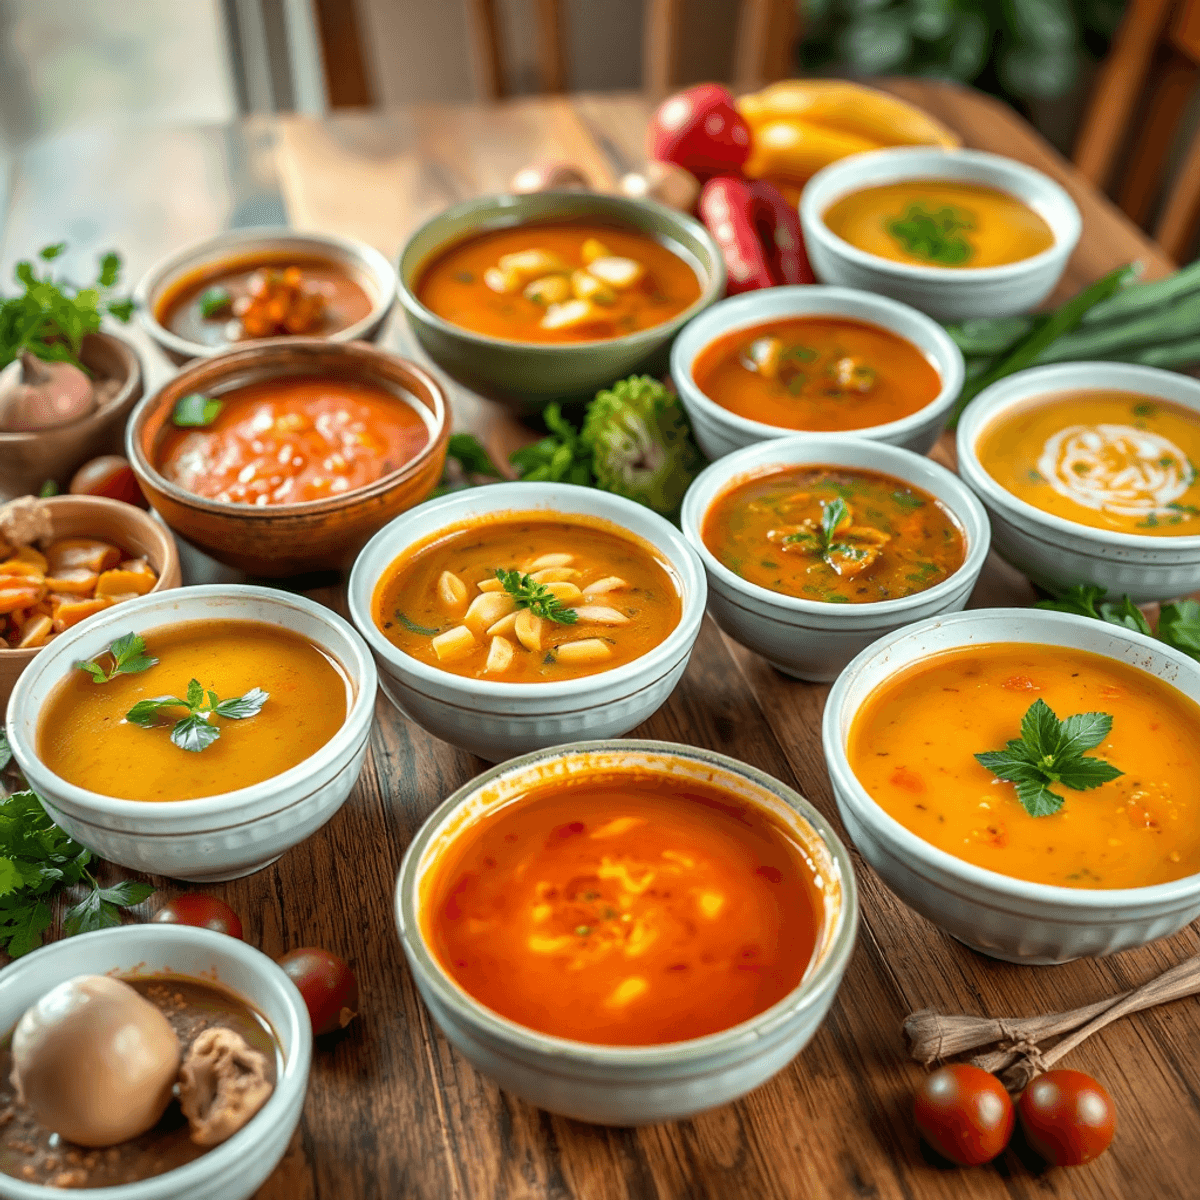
[495,568,578,624]
[887,202,975,266]
[198,286,232,318]
[125,678,268,753]
[1038,585,1200,663]
[398,613,441,636]
[890,490,925,511]
[76,633,158,684]
[37,479,58,498]
[172,392,223,428]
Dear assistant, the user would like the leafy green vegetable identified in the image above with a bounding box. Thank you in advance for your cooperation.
[974,698,1123,817]
[495,568,578,625]
[126,679,269,753]
[0,790,154,956]
[887,203,974,265]
[199,286,232,318]
[782,497,866,572]
[397,613,441,636]
[1036,585,1200,662]
[172,393,223,428]
[0,729,10,773]
[510,404,594,485]
[0,244,134,371]
[446,433,502,479]
[75,633,158,684]
[1158,599,1200,659]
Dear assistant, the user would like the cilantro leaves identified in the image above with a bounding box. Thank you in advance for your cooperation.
[1037,586,1200,663]
[172,392,223,428]
[126,679,269,753]
[76,632,158,684]
[975,698,1123,817]
[495,568,578,625]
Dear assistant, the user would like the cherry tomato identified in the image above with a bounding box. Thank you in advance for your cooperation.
[914,1064,1015,1166]
[152,893,244,939]
[278,947,359,1036]
[1018,1069,1116,1166]
[69,454,147,507]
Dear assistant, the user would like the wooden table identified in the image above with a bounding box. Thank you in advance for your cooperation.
[1,83,1192,1200]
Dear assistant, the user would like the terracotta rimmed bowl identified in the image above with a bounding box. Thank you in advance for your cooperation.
[396,191,726,412]
[133,226,397,364]
[395,739,858,1124]
[126,338,450,577]
[0,495,181,711]
[0,332,144,502]
[0,924,311,1200]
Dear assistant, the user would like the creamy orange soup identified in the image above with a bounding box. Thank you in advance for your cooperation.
[421,771,825,1045]
[977,390,1200,537]
[848,643,1200,888]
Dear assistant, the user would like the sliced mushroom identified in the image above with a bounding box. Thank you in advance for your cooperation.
[515,608,546,652]
[486,636,516,673]
[543,581,582,602]
[177,1027,273,1148]
[465,591,516,631]
[437,570,468,612]
[486,611,519,638]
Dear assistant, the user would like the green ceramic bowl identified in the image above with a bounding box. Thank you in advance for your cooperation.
[396,191,725,412]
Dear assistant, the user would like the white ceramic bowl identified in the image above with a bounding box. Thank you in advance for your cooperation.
[347,483,707,761]
[0,924,311,1200]
[394,739,857,1124]
[670,285,964,459]
[799,147,1081,321]
[823,607,1200,964]
[681,436,990,682]
[5,585,378,882]
[134,227,397,362]
[957,362,1200,602]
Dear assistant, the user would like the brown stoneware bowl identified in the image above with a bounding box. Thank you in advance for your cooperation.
[0,494,181,710]
[0,332,144,501]
[126,338,450,577]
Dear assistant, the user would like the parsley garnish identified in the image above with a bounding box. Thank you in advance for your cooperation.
[1036,586,1200,663]
[783,498,866,570]
[125,678,268,752]
[198,286,232,318]
[172,392,223,428]
[974,698,1123,817]
[76,633,158,684]
[0,790,154,956]
[887,203,975,266]
[495,568,578,624]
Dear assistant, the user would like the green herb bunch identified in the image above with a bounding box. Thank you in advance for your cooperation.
[783,497,866,570]
[495,568,578,624]
[1036,586,1200,661]
[127,679,269,752]
[888,203,974,266]
[76,633,158,684]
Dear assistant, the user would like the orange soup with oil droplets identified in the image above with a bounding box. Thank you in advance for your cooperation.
[372,515,682,682]
[847,643,1200,888]
[414,222,702,344]
[691,317,941,431]
[976,389,1200,537]
[703,465,965,604]
[421,771,826,1045]
[38,620,348,802]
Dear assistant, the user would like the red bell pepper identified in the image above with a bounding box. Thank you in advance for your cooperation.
[647,84,751,183]
[698,177,814,294]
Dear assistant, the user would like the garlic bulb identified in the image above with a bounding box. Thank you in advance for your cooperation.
[0,351,96,432]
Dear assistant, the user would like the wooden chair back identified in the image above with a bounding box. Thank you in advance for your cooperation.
[1074,0,1200,261]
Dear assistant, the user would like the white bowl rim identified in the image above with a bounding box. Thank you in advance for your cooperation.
[0,923,311,1200]
[670,285,965,445]
[680,434,990,617]
[394,737,859,1064]
[133,225,399,360]
[823,606,1200,908]
[394,189,726,353]
[957,360,1200,551]
[347,481,707,700]
[5,584,378,819]
[799,146,1083,283]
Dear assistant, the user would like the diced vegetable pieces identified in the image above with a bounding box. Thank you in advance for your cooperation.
[486,636,516,673]
[103,592,144,606]
[486,611,519,638]
[484,266,522,295]
[95,568,156,598]
[555,638,612,664]
[572,605,630,624]
[0,561,45,580]
[46,568,100,596]
[524,275,571,306]
[438,570,469,612]
[571,269,616,305]
[432,625,477,661]
[465,591,516,631]
[12,546,48,571]
[582,576,627,598]
[580,238,611,265]
[515,608,546,652]
[541,300,598,331]
[45,538,121,574]
[52,596,111,632]
[0,585,43,614]
[498,249,571,280]
[526,553,575,570]
[16,614,52,649]
[118,557,157,580]
[529,567,578,583]
[587,256,645,289]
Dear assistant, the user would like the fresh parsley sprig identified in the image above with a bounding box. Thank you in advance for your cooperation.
[783,497,866,571]
[126,678,269,752]
[1037,585,1200,663]
[975,698,1123,817]
[76,633,158,684]
[495,568,578,625]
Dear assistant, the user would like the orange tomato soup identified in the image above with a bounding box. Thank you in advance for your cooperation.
[421,771,825,1045]
[702,465,965,603]
[691,317,941,431]
[414,222,702,344]
[848,644,1200,888]
[372,515,682,683]
[157,376,430,505]
[976,390,1200,537]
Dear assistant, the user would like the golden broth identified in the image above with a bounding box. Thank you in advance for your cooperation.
[372,515,682,683]
[702,465,965,603]
[823,180,1055,269]
[847,643,1200,888]
[38,620,348,802]
[691,316,941,431]
[976,390,1200,537]
[420,770,824,1045]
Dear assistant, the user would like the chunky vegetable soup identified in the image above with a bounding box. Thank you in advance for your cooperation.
[848,643,1200,888]
[691,317,941,431]
[976,390,1200,537]
[414,222,702,344]
[823,180,1055,269]
[421,770,824,1044]
[703,465,965,603]
[373,515,682,682]
[157,376,430,506]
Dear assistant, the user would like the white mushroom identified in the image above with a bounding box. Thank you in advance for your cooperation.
[437,570,468,612]
[515,608,546,651]
[485,636,516,673]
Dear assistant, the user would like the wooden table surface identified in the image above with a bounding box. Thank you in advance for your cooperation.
[1,83,1192,1200]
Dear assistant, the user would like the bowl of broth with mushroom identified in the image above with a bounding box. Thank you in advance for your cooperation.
[395,740,857,1124]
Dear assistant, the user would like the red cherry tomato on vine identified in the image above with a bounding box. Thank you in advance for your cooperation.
[69,454,147,507]
[1018,1070,1116,1166]
[914,1064,1015,1165]
[152,893,243,939]
[278,947,359,1036]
